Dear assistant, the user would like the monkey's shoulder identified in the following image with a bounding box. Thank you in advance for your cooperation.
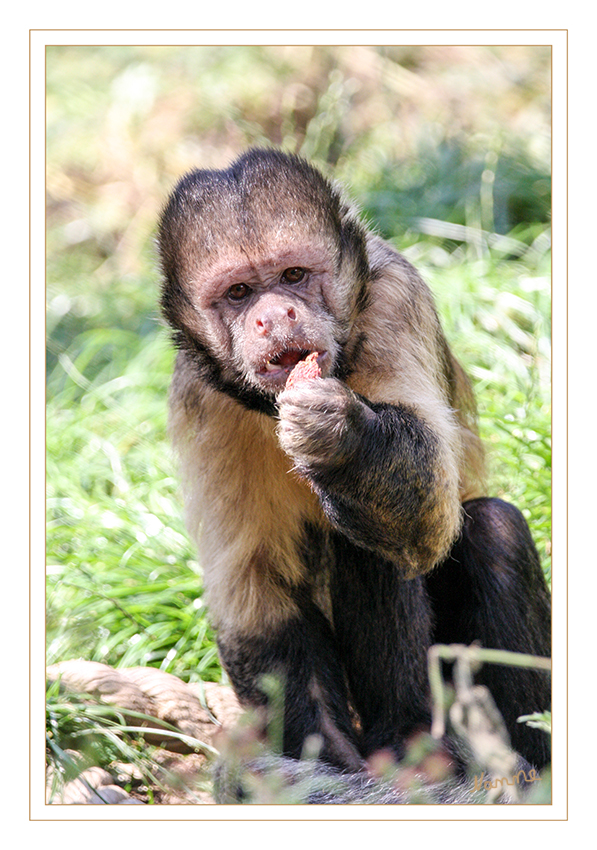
[359,238,438,347]
[345,236,444,388]
[365,230,418,274]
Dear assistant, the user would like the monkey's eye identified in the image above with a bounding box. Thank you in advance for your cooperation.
[281,267,306,284]
[227,283,252,302]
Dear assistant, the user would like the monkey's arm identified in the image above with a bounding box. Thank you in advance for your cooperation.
[277,378,461,577]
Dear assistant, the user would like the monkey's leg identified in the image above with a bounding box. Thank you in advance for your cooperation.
[217,596,364,771]
[425,497,552,769]
[330,536,434,759]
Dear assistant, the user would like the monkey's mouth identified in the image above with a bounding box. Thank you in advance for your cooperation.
[264,349,312,373]
[258,348,325,382]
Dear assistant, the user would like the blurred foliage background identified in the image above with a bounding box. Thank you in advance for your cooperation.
[46,44,551,680]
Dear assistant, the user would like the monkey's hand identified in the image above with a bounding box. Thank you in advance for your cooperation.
[278,378,458,574]
[277,377,372,476]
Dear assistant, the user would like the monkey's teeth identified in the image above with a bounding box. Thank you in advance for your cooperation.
[264,350,314,374]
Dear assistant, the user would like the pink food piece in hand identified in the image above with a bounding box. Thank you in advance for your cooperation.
[285,352,321,389]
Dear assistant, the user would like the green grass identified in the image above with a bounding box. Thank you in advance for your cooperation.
[46,330,222,681]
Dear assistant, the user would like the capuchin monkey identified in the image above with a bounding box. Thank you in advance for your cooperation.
[157,149,551,785]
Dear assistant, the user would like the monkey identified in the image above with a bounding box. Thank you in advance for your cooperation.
[157,148,551,785]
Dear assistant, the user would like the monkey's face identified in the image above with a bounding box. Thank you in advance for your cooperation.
[181,236,345,395]
[159,152,371,400]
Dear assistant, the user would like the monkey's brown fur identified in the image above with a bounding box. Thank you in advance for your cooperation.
[162,154,483,631]
[158,149,549,774]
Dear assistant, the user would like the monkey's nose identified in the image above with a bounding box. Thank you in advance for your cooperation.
[255,306,297,336]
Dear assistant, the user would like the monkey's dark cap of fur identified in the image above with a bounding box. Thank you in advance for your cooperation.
[158,149,345,259]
